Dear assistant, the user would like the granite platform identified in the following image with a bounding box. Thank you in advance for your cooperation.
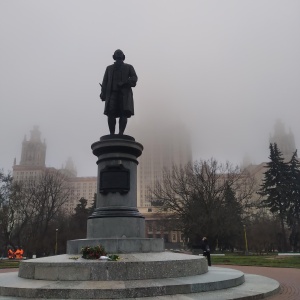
[18,253,207,281]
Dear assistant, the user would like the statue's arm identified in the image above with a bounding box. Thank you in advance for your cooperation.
[127,65,138,87]
[100,67,108,101]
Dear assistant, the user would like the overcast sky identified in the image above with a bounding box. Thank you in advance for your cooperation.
[1,0,300,176]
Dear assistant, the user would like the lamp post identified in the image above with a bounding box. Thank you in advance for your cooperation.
[243,225,248,255]
[55,229,58,255]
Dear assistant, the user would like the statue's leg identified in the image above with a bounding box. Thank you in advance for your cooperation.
[119,117,127,135]
[108,116,116,135]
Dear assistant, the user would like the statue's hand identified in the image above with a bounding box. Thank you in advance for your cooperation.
[100,93,105,101]
[127,77,136,87]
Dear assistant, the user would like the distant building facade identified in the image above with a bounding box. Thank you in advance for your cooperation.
[139,207,185,249]
[65,176,97,215]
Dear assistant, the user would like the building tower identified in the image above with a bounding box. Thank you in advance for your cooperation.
[134,121,192,207]
[13,126,47,181]
[20,125,46,167]
[60,157,77,178]
[270,120,296,161]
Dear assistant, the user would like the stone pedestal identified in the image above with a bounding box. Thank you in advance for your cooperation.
[67,134,164,254]
[87,135,144,239]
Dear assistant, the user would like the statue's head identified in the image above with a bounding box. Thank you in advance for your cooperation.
[113,49,125,61]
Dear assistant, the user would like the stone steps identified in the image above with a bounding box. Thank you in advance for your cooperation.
[0,267,246,299]
[129,274,280,300]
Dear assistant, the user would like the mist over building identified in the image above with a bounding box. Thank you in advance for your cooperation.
[11,118,297,216]
[270,119,296,161]
[242,120,298,212]
[130,119,192,208]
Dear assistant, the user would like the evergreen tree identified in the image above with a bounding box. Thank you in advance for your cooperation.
[259,143,290,251]
[286,150,300,250]
[69,197,89,239]
[74,197,89,216]
[218,183,243,251]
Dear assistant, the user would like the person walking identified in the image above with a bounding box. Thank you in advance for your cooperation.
[201,237,211,266]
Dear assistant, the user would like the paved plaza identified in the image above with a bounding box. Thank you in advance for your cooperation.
[219,265,300,300]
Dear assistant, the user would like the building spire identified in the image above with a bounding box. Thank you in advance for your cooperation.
[20,126,46,167]
[270,119,296,161]
[61,157,77,177]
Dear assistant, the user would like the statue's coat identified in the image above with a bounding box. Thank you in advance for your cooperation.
[101,63,137,117]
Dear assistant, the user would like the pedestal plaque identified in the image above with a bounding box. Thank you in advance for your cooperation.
[100,164,130,194]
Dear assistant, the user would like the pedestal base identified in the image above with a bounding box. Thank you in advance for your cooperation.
[87,216,145,239]
[67,238,164,254]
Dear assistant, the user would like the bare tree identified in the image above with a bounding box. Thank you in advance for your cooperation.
[0,170,18,250]
[246,212,282,254]
[150,159,255,250]
[10,169,70,256]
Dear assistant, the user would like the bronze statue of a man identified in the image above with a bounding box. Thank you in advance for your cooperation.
[100,49,138,135]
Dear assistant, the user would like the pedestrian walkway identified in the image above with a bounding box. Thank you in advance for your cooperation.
[219,265,300,300]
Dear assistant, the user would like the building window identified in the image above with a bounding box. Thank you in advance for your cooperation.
[172,233,177,242]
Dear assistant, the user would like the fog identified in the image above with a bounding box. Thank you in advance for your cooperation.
[1,0,300,176]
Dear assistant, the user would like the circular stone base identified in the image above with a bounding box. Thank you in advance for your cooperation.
[19,252,207,281]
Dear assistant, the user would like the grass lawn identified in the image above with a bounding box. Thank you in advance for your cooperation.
[212,254,300,268]
[0,259,20,269]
